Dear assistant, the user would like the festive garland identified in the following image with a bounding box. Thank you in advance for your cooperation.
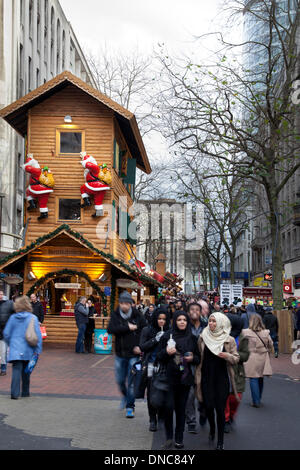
[0,224,162,287]
[26,268,108,316]
[110,277,116,314]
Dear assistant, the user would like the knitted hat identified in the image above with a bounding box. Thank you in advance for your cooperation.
[119,291,133,304]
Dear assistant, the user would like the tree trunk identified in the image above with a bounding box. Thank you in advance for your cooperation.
[270,207,283,310]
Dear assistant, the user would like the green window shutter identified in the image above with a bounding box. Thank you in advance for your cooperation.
[112,200,116,231]
[113,139,116,169]
[123,158,136,185]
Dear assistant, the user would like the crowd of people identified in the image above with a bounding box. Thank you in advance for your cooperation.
[0,287,299,451]
[107,292,285,450]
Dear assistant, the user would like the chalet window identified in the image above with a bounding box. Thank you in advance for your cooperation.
[56,129,85,156]
[60,132,82,154]
[58,199,81,221]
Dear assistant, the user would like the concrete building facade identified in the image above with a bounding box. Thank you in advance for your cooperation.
[0,0,95,294]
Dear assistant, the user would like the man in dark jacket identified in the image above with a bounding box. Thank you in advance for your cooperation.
[0,290,15,375]
[30,294,44,323]
[107,290,146,418]
[74,296,89,353]
[263,307,279,357]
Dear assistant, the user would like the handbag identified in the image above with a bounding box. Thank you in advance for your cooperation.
[40,325,47,339]
[131,360,147,399]
[25,317,38,347]
[151,363,169,392]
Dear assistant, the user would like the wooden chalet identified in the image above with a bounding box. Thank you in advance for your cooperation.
[0,71,159,343]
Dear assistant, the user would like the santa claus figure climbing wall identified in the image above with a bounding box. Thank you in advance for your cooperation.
[23,154,55,220]
[80,151,112,217]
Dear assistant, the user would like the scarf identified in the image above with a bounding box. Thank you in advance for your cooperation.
[119,307,132,321]
[201,311,231,356]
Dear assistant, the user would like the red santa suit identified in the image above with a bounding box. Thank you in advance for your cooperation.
[24,156,53,214]
[80,154,110,214]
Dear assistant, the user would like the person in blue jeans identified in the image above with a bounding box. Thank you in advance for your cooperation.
[242,314,273,408]
[74,296,89,353]
[107,291,146,418]
[3,295,42,399]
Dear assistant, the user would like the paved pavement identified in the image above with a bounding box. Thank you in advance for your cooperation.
[0,346,299,450]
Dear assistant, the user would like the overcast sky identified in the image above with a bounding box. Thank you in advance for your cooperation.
[59,0,226,163]
[60,0,222,58]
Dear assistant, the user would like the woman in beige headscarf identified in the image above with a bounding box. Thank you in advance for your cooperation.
[195,312,239,450]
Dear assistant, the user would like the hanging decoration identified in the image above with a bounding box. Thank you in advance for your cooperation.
[24,154,55,221]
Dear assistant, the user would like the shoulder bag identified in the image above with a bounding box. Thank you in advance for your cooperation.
[25,316,38,347]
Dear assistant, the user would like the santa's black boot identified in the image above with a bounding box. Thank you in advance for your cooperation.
[92,209,103,218]
[27,200,37,211]
[37,212,48,221]
[81,197,91,208]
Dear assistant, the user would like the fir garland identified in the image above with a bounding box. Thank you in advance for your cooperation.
[26,268,108,316]
[0,224,162,287]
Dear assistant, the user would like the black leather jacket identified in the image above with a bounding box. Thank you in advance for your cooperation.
[0,300,15,340]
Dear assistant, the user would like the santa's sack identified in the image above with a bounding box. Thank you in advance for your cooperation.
[94,329,112,355]
[25,353,39,375]
[40,325,47,339]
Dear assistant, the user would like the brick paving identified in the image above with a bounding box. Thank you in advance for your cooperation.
[0,345,298,399]
[0,344,120,398]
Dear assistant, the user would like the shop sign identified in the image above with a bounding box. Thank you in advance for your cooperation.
[283,279,293,294]
[294,275,300,289]
[55,283,81,289]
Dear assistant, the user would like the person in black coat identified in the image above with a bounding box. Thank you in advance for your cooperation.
[107,291,147,418]
[0,290,15,375]
[227,307,243,340]
[140,308,170,432]
[30,294,44,323]
[156,310,201,449]
[84,299,97,353]
[263,307,279,357]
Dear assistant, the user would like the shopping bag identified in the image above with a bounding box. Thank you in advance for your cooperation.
[131,360,147,399]
[25,353,39,375]
[40,325,47,339]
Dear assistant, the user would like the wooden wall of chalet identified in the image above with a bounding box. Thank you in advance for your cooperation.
[25,84,134,265]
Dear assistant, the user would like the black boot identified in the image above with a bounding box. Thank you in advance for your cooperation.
[81,197,91,208]
[27,200,37,211]
[149,419,157,432]
[37,212,48,220]
[92,209,103,217]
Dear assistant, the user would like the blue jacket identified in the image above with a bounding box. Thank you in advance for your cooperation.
[3,312,42,362]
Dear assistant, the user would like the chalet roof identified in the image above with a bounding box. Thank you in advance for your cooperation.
[0,71,151,174]
[0,224,161,287]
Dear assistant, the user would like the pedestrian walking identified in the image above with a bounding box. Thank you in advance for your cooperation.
[185,302,206,433]
[224,329,249,433]
[227,307,244,345]
[30,293,45,324]
[3,296,42,399]
[241,303,260,329]
[74,296,89,353]
[263,307,279,358]
[140,309,170,432]
[84,299,97,353]
[144,303,156,326]
[195,312,240,450]
[0,290,15,376]
[156,311,200,449]
[242,314,273,408]
[107,291,146,418]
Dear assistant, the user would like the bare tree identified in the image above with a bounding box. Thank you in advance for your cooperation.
[157,0,300,308]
